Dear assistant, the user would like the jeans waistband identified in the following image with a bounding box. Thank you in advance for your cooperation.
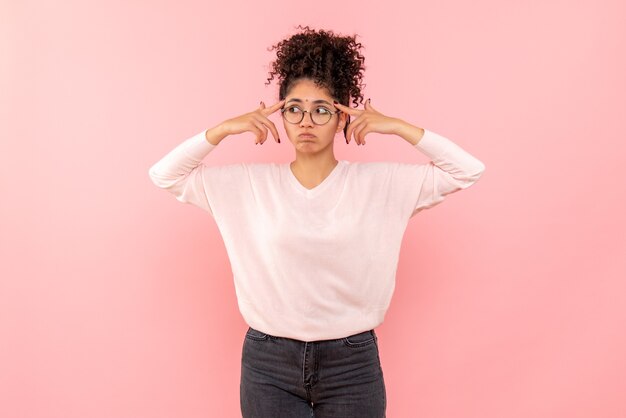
[247,326,376,343]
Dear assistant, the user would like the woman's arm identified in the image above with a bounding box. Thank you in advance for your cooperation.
[147,125,227,215]
[331,99,486,217]
[148,100,284,215]
[393,120,486,217]
[395,121,425,146]
[396,120,485,181]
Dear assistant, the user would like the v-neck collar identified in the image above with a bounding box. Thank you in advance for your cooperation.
[285,160,346,197]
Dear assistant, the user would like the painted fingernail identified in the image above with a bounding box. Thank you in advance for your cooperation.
[333,100,338,104]
[278,137,281,143]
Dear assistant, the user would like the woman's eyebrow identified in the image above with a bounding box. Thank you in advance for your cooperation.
[285,98,332,105]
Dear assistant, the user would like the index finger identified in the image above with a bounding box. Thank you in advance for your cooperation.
[333,101,363,116]
[264,98,286,114]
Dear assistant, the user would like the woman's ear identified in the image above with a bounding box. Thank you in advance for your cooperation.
[337,112,348,132]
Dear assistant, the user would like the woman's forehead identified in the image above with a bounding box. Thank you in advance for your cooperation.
[285,97,333,105]
[287,79,332,101]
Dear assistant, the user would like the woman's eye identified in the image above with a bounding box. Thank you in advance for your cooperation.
[287,106,302,113]
[315,107,330,114]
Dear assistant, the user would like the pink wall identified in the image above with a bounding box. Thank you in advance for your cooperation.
[2,0,625,417]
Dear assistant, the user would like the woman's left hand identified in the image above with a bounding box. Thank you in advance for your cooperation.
[332,99,405,146]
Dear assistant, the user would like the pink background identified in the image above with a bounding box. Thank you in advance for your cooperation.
[2,1,625,417]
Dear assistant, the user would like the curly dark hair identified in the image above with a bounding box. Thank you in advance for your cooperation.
[265,25,367,139]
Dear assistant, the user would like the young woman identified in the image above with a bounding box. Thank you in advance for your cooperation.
[149,25,485,418]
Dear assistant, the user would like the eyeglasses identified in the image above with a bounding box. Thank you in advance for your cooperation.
[281,105,341,125]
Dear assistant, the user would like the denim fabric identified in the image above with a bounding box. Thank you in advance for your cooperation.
[240,326,386,417]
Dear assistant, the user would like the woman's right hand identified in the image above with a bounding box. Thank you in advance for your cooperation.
[218,99,286,145]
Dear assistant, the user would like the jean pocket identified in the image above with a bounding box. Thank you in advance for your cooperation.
[342,330,377,348]
[245,327,270,341]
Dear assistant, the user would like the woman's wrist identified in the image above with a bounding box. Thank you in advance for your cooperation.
[205,124,228,146]
[395,119,425,146]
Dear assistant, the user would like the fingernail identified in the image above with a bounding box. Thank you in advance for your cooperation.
[346,138,348,144]
[278,137,281,143]
[333,100,338,104]
[368,98,371,103]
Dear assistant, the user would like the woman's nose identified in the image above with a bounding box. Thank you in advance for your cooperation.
[299,111,314,127]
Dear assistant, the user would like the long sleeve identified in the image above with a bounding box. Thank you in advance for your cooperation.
[148,129,218,215]
[393,128,486,218]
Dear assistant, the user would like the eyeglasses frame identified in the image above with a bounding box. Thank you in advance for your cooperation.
[280,104,342,126]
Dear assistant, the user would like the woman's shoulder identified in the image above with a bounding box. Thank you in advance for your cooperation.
[239,161,286,179]
[344,159,401,172]
[345,160,429,185]
[209,161,281,171]
[244,161,285,171]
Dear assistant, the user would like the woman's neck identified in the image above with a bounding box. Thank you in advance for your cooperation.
[290,154,339,190]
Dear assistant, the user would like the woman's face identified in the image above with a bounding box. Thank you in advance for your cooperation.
[282,78,347,154]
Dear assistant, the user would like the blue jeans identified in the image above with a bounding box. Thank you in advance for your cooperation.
[240,326,387,417]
